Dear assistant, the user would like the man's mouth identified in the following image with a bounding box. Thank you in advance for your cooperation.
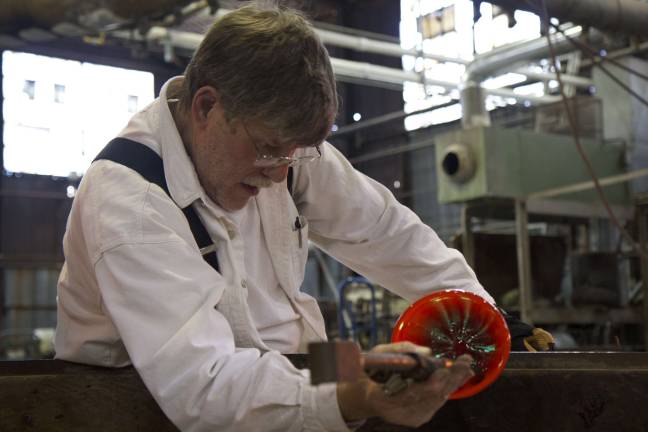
[241,176,272,196]
[242,183,259,196]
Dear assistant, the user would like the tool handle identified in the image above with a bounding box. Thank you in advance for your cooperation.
[364,352,453,383]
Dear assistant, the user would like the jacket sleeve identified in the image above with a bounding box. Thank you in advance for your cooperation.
[293,142,495,305]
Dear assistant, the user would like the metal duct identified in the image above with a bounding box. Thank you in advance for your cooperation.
[440,143,477,183]
[466,26,584,82]
[460,84,490,128]
[316,27,470,66]
[461,26,584,129]
[487,0,648,37]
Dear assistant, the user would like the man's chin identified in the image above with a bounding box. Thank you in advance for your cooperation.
[207,191,248,212]
[220,194,254,212]
[219,199,249,212]
[209,183,266,211]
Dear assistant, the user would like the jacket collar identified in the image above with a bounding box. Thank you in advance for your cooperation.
[154,77,205,209]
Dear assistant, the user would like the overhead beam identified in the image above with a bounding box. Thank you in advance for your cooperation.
[486,0,648,37]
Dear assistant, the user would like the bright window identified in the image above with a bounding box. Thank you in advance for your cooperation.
[400,1,541,130]
[2,51,154,177]
[54,84,66,104]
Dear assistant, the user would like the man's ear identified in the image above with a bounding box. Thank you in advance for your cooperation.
[191,86,219,126]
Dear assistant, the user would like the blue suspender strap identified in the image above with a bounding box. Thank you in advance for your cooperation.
[93,137,220,274]
[287,166,294,196]
[181,206,221,272]
[94,138,170,194]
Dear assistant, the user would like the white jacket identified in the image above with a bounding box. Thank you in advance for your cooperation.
[55,77,493,432]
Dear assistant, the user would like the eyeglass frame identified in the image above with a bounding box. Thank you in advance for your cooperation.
[254,146,322,168]
[242,121,322,169]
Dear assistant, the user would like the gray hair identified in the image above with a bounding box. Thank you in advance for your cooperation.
[180,1,338,147]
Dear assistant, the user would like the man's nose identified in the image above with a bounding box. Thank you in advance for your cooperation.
[262,164,290,183]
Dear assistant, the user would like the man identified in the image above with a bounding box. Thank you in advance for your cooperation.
[54,3,542,431]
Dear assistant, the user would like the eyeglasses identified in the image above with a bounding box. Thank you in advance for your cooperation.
[243,122,322,169]
[254,146,321,168]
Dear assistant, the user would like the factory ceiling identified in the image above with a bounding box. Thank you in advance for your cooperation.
[4,0,648,53]
[0,0,192,32]
[0,0,365,65]
[3,0,648,98]
[0,0,344,38]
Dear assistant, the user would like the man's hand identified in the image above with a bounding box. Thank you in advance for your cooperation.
[336,341,474,428]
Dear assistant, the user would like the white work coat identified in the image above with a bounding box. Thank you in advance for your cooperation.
[55,77,493,432]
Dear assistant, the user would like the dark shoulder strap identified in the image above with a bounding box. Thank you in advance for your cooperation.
[181,206,221,273]
[94,137,220,274]
[287,166,294,196]
[94,137,169,195]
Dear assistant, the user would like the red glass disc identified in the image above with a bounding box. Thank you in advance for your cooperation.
[391,290,510,399]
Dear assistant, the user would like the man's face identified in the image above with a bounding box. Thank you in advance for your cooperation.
[189,88,293,211]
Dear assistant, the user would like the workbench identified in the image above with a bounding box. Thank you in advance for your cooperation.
[1,352,647,431]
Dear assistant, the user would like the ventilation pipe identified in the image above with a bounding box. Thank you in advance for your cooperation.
[461,0,648,129]
[460,26,584,129]
[440,143,476,183]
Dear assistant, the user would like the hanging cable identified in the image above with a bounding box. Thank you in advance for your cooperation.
[548,23,648,82]
[549,24,648,108]
[521,0,648,106]
[536,0,647,259]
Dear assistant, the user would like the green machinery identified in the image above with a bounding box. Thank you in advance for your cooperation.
[435,126,629,204]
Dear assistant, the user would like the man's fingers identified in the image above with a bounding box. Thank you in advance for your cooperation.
[416,354,473,399]
[453,354,474,366]
[371,341,431,356]
[373,349,474,403]
[369,352,477,427]
[381,360,475,422]
[442,357,474,397]
[393,371,449,406]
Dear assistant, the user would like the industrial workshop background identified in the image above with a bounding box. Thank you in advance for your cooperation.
[0,0,647,359]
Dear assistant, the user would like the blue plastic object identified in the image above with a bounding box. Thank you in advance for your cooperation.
[337,276,378,347]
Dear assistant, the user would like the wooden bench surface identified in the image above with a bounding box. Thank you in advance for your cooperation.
[2,352,648,431]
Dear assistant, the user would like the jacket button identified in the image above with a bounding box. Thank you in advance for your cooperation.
[241,279,247,289]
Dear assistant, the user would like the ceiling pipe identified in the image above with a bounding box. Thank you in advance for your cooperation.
[460,26,584,129]
[185,6,470,65]
[107,4,582,134]
[0,1,622,131]
[487,0,648,38]
[145,5,579,92]
[168,5,470,65]
[465,26,584,82]
[126,26,560,106]
[460,0,648,129]
[330,101,458,139]
[514,67,593,88]
[316,27,469,66]
[332,57,559,103]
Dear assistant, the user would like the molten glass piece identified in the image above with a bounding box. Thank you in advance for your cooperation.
[391,290,510,399]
